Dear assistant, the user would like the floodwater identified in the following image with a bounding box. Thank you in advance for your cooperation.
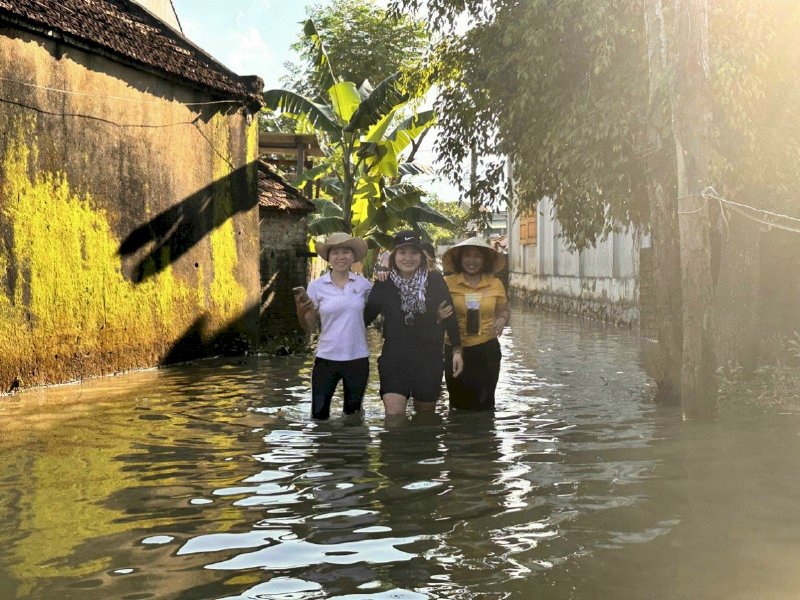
[2,309,800,600]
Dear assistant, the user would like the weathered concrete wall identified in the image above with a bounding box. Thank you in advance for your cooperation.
[0,28,261,391]
[258,209,309,353]
[508,197,640,326]
[510,273,639,327]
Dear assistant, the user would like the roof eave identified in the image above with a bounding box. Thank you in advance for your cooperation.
[0,10,263,108]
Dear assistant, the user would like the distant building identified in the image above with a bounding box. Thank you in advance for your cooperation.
[466,207,508,239]
[507,197,642,327]
[131,0,183,32]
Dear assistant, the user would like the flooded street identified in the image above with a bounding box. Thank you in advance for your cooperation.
[2,307,800,599]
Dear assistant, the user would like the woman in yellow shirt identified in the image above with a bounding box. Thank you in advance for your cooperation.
[442,237,510,410]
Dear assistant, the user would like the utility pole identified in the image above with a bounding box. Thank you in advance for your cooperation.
[644,0,683,405]
[671,0,717,418]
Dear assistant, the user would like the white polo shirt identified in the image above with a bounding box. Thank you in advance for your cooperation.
[307,271,372,361]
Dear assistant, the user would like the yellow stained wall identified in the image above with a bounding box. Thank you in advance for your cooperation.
[0,30,261,391]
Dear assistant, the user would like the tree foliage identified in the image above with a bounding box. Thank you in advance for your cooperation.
[265,18,451,246]
[284,0,429,99]
[424,199,472,245]
[388,0,800,248]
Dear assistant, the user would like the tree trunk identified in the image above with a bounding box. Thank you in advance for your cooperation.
[671,0,717,418]
[644,0,683,404]
[342,176,353,233]
[646,174,684,402]
[342,150,353,233]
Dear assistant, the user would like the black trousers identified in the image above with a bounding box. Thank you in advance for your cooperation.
[311,357,369,419]
[445,338,502,410]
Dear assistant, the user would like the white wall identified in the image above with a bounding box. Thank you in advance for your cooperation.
[507,195,641,325]
[133,0,182,32]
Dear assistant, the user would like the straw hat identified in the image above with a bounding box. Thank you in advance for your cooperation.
[442,236,507,274]
[315,232,368,262]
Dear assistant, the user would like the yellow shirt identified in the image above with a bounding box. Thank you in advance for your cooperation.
[445,273,508,347]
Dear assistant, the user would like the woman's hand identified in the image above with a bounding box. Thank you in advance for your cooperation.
[373,266,389,282]
[295,296,314,314]
[492,316,507,337]
[452,350,464,377]
[295,297,317,333]
[436,301,453,323]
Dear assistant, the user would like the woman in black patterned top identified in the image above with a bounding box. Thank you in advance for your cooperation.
[365,231,463,419]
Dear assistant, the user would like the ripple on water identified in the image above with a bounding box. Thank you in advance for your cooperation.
[11,311,800,599]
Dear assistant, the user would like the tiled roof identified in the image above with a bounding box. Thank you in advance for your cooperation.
[258,161,315,213]
[0,0,262,104]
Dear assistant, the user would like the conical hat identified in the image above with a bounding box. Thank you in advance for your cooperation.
[442,236,507,274]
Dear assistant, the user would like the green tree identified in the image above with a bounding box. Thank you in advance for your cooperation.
[264,20,452,247]
[424,199,471,245]
[284,0,429,99]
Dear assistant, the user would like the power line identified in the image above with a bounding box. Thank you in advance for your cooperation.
[0,76,245,107]
[703,187,800,224]
[701,186,800,235]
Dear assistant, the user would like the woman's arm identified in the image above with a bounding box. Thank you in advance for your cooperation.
[432,273,461,349]
[492,280,510,337]
[433,274,464,377]
[363,281,384,326]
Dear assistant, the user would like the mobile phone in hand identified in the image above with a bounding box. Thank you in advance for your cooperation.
[293,286,311,304]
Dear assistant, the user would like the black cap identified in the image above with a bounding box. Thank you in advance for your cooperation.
[391,230,423,250]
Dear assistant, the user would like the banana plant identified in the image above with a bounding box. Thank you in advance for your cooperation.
[262,19,453,243]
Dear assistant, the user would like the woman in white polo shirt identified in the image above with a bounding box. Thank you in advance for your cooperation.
[295,233,372,420]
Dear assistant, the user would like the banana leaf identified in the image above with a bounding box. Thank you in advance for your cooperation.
[308,215,347,235]
[262,89,341,139]
[303,19,338,94]
[398,162,432,178]
[292,161,334,187]
[328,81,361,123]
[313,198,343,217]
[344,72,408,133]
[399,203,455,228]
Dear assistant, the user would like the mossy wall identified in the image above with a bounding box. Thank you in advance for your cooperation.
[0,28,261,392]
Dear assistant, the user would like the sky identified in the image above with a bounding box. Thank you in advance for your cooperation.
[171,0,320,90]
[171,0,460,201]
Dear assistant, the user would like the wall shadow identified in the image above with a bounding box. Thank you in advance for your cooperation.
[117,164,255,283]
[161,302,259,365]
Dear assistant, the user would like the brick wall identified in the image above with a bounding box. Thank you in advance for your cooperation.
[258,209,310,353]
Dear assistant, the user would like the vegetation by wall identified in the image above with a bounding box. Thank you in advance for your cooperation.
[0,29,261,392]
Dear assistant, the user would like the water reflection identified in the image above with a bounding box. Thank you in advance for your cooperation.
[4,310,800,599]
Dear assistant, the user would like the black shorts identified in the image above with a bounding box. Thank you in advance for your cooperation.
[378,353,444,403]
